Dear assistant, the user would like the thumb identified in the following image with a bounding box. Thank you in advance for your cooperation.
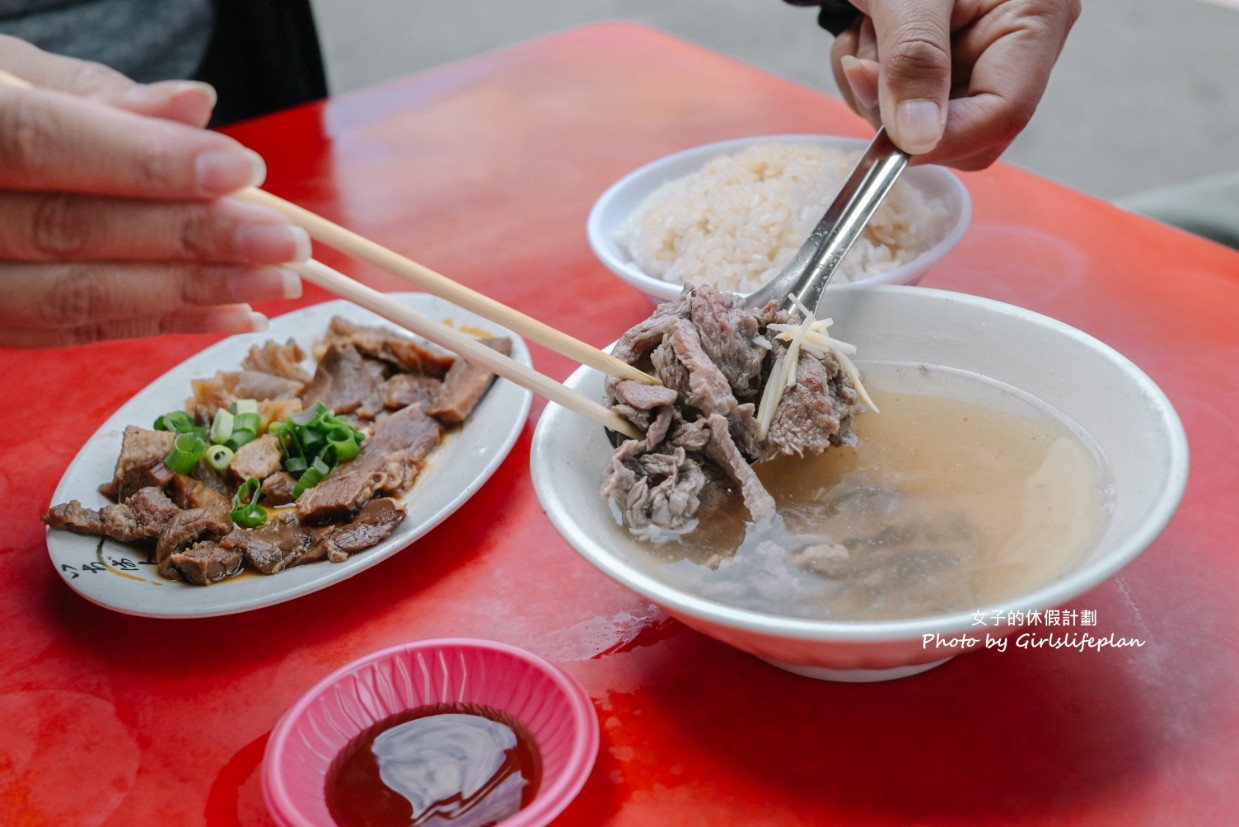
[867,0,953,154]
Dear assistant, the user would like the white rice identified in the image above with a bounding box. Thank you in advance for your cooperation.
[616,142,949,292]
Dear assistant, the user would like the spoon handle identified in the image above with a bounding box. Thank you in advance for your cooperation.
[751,129,909,314]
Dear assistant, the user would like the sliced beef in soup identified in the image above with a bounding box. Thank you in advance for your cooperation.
[602,286,864,538]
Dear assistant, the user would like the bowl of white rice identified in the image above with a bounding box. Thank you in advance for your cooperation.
[588,135,971,304]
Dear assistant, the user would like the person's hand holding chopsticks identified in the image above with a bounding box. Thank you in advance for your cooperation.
[0,34,307,349]
[0,41,658,436]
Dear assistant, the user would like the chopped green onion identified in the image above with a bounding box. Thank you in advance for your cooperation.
[154,410,198,434]
[291,404,325,427]
[270,402,366,499]
[232,411,262,435]
[232,399,259,415]
[225,429,258,451]
[291,456,332,499]
[326,426,362,462]
[209,409,235,444]
[165,431,207,475]
[231,477,267,528]
[205,444,235,471]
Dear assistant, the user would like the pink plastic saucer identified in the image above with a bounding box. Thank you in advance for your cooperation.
[263,638,599,826]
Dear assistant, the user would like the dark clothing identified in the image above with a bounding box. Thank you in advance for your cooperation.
[0,0,212,81]
[784,0,861,35]
[0,0,326,126]
[194,0,327,127]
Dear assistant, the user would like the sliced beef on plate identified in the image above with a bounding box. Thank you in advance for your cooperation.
[229,433,283,482]
[113,456,176,503]
[427,336,512,424]
[382,373,442,410]
[190,370,306,420]
[164,542,245,585]
[231,369,306,401]
[99,427,174,501]
[168,473,233,512]
[43,501,106,536]
[295,404,441,524]
[188,459,234,497]
[293,471,373,526]
[321,317,455,377]
[316,497,406,561]
[301,342,388,418]
[241,339,312,383]
[229,497,407,574]
[221,515,316,575]
[164,498,406,583]
[44,486,182,543]
[260,471,298,505]
[257,398,304,432]
[156,505,233,575]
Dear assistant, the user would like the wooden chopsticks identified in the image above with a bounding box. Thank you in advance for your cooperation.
[293,259,641,438]
[233,189,656,387]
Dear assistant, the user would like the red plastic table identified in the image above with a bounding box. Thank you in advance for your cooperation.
[2,23,1236,826]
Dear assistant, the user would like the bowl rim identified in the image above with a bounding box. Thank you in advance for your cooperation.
[531,285,1190,644]
[586,133,973,300]
[262,637,599,827]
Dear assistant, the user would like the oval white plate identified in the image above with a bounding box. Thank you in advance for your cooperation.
[45,294,532,618]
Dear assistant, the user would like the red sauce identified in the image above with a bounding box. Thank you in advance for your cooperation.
[325,702,542,827]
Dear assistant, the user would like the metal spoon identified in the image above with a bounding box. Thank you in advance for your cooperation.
[744,128,908,315]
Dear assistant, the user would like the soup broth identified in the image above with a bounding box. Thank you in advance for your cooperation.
[642,363,1112,621]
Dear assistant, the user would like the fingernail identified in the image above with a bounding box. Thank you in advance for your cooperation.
[228,267,303,302]
[196,148,266,195]
[162,80,217,111]
[840,55,879,111]
[200,305,268,334]
[895,99,944,154]
[234,223,312,262]
[120,80,217,110]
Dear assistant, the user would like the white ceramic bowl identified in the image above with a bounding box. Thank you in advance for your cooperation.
[530,286,1188,682]
[587,134,972,305]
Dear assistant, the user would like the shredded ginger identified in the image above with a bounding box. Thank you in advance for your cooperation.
[755,299,877,441]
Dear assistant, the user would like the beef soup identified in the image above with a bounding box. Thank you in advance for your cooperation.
[44,317,509,586]
[602,286,868,538]
[602,287,1111,622]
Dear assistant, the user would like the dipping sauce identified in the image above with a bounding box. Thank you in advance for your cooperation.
[646,363,1112,620]
[325,702,542,827]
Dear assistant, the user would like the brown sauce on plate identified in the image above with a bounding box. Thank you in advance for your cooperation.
[325,702,542,827]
